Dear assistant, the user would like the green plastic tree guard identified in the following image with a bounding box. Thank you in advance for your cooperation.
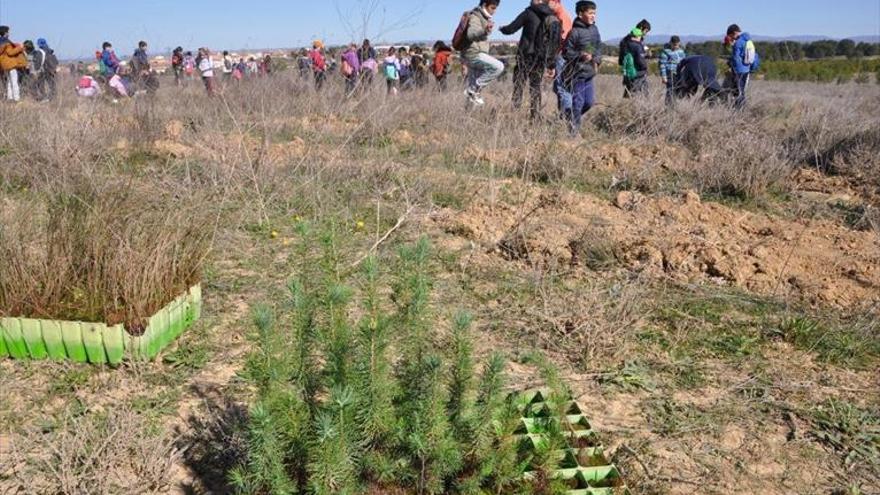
[21,319,48,359]
[102,324,125,365]
[42,320,67,360]
[82,323,108,364]
[2,318,29,359]
[61,322,88,363]
[2,284,201,364]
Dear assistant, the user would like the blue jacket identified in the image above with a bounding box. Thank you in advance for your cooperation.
[674,55,721,95]
[730,32,760,74]
[659,44,686,79]
[102,49,119,75]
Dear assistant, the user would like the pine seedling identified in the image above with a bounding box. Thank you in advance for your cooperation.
[288,279,321,411]
[308,385,361,495]
[354,256,395,446]
[392,236,433,351]
[447,310,476,439]
[231,402,297,495]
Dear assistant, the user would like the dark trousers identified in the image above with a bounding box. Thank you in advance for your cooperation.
[623,74,648,98]
[314,71,326,91]
[664,75,676,105]
[345,75,358,96]
[567,78,595,135]
[734,73,750,109]
[512,56,544,120]
[33,72,57,101]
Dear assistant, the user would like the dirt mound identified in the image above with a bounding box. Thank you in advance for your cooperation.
[436,179,880,308]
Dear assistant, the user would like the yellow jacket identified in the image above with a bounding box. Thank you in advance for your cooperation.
[0,41,28,71]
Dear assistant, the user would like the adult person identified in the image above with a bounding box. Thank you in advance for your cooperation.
[659,35,686,105]
[562,1,602,135]
[500,0,562,121]
[459,0,505,107]
[671,55,726,104]
[548,0,574,119]
[0,26,28,102]
[726,24,760,109]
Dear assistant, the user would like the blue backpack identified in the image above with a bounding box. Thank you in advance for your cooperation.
[384,63,398,81]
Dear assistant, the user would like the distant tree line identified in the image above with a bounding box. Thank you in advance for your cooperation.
[684,39,879,61]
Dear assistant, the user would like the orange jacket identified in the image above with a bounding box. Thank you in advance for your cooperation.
[0,41,27,71]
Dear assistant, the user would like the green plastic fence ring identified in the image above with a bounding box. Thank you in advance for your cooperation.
[190,284,202,320]
[103,324,125,365]
[21,319,49,360]
[168,298,182,340]
[82,323,108,364]
[61,322,88,363]
[2,318,29,359]
[41,320,67,360]
[0,329,7,358]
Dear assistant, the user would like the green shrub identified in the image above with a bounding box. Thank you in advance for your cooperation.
[230,232,526,494]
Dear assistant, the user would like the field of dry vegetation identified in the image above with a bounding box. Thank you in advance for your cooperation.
[1,70,878,494]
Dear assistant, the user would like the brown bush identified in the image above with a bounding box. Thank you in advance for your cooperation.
[6,407,181,494]
[0,177,214,329]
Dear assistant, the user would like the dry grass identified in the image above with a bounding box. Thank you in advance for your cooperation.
[0,178,213,329]
[6,407,181,494]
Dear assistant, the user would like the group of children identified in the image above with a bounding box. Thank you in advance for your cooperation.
[455,0,762,133]
[1,3,762,124]
[299,39,456,97]
[0,25,58,103]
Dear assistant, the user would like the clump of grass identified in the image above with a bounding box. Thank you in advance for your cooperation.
[0,176,213,331]
[780,315,880,369]
[230,232,525,494]
[811,398,880,473]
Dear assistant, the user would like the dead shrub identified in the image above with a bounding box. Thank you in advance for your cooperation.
[7,407,180,494]
[690,126,792,199]
[0,177,214,329]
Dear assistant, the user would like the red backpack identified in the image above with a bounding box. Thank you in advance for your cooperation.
[451,11,472,52]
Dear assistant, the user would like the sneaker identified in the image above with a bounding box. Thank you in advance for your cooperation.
[465,88,485,106]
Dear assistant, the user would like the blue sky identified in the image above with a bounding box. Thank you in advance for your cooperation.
[1,0,878,58]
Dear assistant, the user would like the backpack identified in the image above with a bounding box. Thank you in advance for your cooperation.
[341,58,354,77]
[452,11,472,52]
[43,50,58,73]
[743,40,760,71]
[743,40,756,66]
[384,62,398,81]
[399,61,411,79]
[535,14,562,66]
[622,52,637,80]
[98,58,110,76]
